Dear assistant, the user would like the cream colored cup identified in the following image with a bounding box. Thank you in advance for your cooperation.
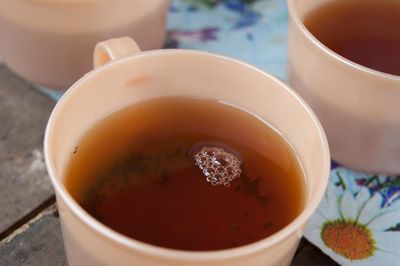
[287,0,400,174]
[44,37,330,266]
[0,0,168,90]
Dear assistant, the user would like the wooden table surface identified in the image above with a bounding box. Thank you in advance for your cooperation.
[0,65,338,265]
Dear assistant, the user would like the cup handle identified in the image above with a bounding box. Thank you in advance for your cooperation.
[93,37,141,68]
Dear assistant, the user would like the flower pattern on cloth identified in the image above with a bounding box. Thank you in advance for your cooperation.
[305,167,400,265]
[32,1,400,265]
[168,0,288,79]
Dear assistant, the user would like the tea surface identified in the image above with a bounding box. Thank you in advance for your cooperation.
[304,0,400,76]
[64,97,306,251]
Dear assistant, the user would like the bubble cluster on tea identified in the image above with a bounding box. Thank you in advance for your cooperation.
[304,0,400,76]
[64,97,306,251]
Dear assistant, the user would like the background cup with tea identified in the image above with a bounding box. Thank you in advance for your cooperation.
[0,0,169,90]
[287,0,400,174]
[44,37,330,266]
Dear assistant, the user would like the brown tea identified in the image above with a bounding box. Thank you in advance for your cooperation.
[304,0,400,76]
[64,97,306,251]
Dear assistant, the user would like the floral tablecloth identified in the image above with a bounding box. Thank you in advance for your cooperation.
[39,1,400,265]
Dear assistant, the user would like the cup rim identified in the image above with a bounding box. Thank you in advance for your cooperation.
[287,0,400,82]
[44,49,330,261]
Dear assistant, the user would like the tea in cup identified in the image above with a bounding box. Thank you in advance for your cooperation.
[287,0,400,174]
[45,37,330,266]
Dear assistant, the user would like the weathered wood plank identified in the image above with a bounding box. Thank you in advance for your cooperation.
[0,65,55,233]
[0,205,67,266]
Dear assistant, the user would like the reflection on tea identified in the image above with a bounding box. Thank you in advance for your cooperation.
[304,0,400,76]
[64,97,306,251]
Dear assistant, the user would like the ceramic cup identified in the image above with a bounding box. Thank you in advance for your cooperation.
[287,0,400,174]
[44,37,330,266]
[0,0,169,90]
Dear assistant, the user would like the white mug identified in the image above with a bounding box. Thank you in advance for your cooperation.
[0,0,169,90]
[287,0,400,174]
[45,37,330,266]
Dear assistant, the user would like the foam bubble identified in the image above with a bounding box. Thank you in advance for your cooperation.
[192,146,242,187]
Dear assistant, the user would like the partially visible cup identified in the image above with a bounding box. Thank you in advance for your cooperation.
[287,0,400,174]
[0,0,169,90]
[44,37,330,266]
